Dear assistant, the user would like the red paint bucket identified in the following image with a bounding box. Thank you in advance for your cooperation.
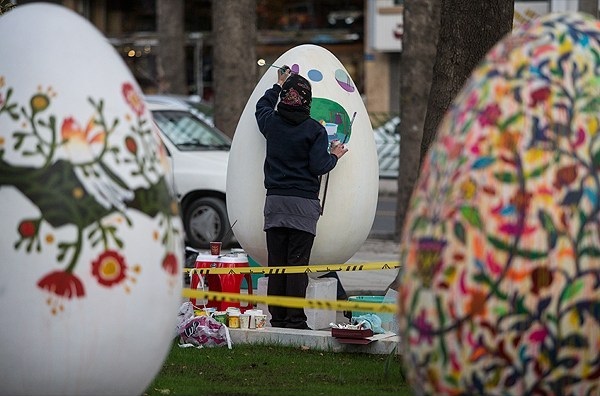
[190,253,254,311]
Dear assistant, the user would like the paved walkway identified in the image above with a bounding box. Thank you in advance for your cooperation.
[341,238,400,296]
[338,177,400,296]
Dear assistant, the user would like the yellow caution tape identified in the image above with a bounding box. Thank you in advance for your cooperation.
[183,261,400,275]
[182,289,397,314]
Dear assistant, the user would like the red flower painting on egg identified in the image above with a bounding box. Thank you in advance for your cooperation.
[38,270,85,298]
[122,82,145,116]
[91,250,127,287]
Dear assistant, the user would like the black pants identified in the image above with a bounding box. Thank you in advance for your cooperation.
[266,227,314,329]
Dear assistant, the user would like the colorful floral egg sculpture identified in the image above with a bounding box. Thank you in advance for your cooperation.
[227,44,379,266]
[0,4,183,395]
[398,12,600,395]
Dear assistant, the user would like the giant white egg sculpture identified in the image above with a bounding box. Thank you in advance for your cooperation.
[0,4,183,395]
[398,12,600,395]
[227,44,379,266]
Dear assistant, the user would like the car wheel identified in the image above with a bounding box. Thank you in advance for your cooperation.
[183,197,230,250]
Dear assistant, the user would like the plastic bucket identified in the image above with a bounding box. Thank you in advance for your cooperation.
[348,295,394,324]
[246,255,263,290]
[348,295,385,316]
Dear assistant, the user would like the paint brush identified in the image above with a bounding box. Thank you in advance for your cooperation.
[257,59,280,69]
[257,59,294,74]
[221,219,238,244]
[342,112,357,144]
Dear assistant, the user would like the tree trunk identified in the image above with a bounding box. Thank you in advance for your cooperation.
[157,0,186,94]
[420,0,514,164]
[396,0,441,239]
[212,0,257,138]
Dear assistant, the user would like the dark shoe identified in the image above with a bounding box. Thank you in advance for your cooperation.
[270,320,287,328]
[286,322,311,330]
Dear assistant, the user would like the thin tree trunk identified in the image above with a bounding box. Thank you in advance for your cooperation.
[420,0,514,164]
[212,0,257,138]
[157,0,186,94]
[396,0,441,239]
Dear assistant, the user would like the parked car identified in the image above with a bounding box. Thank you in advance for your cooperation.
[145,95,233,249]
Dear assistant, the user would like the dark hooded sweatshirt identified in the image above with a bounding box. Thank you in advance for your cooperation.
[255,83,338,200]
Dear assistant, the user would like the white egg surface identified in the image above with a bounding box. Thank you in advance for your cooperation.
[398,13,600,395]
[0,4,183,395]
[227,44,379,266]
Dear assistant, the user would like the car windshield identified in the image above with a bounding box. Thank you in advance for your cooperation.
[152,110,231,151]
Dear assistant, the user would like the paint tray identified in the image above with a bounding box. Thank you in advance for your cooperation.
[331,328,374,345]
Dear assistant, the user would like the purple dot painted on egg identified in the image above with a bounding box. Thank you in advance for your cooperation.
[307,69,323,82]
[334,69,355,92]
[291,64,300,74]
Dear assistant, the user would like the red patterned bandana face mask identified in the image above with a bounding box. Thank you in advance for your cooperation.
[280,74,312,111]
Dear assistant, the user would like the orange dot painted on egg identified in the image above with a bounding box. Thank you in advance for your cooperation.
[170,201,179,215]
[45,234,54,244]
[31,93,50,112]
[72,187,84,199]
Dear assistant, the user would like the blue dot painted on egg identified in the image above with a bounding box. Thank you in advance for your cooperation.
[307,69,323,82]
[335,69,355,93]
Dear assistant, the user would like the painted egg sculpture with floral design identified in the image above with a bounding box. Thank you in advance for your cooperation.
[398,12,600,396]
[227,44,378,266]
[0,4,183,395]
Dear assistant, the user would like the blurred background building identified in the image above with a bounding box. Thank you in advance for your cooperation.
[10,0,596,114]
[12,0,402,115]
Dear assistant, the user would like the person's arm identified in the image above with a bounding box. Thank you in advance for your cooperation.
[255,85,280,135]
[308,127,348,175]
[255,67,291,134]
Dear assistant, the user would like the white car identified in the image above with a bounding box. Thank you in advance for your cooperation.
[145,95,233,249]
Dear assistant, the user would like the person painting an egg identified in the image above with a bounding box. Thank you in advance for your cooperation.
[255,65,348,330]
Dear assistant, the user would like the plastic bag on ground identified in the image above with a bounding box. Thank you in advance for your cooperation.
[177,313,232,349]
[351,314,385,334]
[175,302,195,338]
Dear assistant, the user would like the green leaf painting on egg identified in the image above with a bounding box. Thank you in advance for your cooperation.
[0,79,181,314]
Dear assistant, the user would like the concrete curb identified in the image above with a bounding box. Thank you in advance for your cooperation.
[228,326,400,355]
[378,177,397,196]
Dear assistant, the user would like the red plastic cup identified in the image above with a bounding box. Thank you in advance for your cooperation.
[210,241,222,256]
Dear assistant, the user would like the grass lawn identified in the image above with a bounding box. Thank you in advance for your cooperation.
[144,341,414,396]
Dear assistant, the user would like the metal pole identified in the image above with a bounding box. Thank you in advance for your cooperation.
[194,35,204,98]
